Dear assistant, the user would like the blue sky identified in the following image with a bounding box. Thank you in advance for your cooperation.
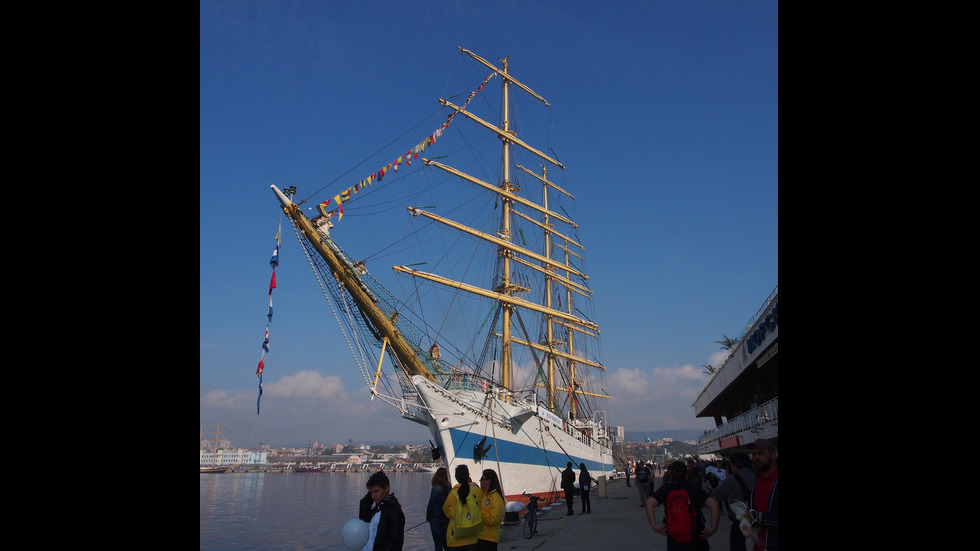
[200,1,778,449]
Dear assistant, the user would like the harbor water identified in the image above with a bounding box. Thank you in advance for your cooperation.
[201,471,446,551]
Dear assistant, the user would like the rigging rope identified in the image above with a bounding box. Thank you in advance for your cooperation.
[547,424,578,467]
[302,71,496,223]
[512,307,551,393]
[290,219,374,389]
[300,109,443,205]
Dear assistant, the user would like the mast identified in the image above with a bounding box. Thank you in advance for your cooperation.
[454,48,561,401]
[271,185,437,383]
[213,423,222,467]
[432,49,606,418]
[541,165,556,411]
[500,55,515,397]
[564,239,578,421]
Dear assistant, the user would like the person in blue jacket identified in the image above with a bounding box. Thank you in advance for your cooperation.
[426,467,451,551]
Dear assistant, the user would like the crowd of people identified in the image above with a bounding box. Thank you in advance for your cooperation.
[354,438,778,551]
[632,437,779,551]
[356,459,597,551]
[359,463,507,551]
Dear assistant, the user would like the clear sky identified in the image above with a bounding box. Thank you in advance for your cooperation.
[200,1,778,449]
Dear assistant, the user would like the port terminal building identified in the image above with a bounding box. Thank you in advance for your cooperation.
[694,285,778,455]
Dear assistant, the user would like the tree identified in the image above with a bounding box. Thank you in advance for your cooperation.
[702,364,716,375]
[715,335,739,350]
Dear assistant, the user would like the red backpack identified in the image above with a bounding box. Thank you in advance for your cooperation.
[665,488,698,543]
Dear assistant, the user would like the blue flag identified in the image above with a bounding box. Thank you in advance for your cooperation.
[257,374,263,415]
[262,327,270,352]
[270,246,279,268]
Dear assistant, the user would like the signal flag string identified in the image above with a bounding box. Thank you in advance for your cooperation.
[256,222,281,414]
[314,72,496,221]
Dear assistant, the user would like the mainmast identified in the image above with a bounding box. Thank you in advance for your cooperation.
[447,48,595,415]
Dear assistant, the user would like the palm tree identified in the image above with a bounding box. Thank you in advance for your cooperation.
[702,364,716,375]
[715,335,739,350]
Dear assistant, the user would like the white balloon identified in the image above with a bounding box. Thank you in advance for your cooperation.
[341,518,369,551]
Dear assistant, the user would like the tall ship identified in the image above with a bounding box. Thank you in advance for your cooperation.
[200,423,231,473]
[269,47,613,503]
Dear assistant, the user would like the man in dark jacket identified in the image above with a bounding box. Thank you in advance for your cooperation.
[748,439,778,551]
[359,470,406,551]
[645,461,720,550]
[561,462,576,516]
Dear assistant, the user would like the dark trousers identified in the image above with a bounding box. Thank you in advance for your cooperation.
[564,488,574,513]
[429,518,448,551]
[580,489,591,513]
[730,520,747,551]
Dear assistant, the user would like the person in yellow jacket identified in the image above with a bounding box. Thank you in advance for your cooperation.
[476,469,505,551]
[442,464,482,550]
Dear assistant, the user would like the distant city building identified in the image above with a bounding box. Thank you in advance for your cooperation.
[377,452,410,461]
[200,448,268,467]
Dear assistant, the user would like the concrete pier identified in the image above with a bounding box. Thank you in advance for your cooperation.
[496,476,733,551]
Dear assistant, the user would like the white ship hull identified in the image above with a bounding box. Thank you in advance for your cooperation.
[409,375,613,501]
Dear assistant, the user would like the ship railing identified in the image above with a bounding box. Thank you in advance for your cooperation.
[562,419,599,447]
[396,370,530,400]
[696,397,779,448]
[435,371,490,391]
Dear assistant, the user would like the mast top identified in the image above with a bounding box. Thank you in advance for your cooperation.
[459,47,550,107]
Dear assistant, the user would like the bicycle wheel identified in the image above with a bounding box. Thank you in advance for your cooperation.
[523,511,536,539]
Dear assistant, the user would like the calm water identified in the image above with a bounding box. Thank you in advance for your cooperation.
[200,471,438,551]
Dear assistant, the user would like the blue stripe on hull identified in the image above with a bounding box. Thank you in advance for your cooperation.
[446,427,606,472]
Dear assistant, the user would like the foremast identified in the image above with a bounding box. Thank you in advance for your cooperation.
[270,185,436,383]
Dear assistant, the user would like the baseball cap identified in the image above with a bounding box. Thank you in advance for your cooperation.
[750,438,777,451]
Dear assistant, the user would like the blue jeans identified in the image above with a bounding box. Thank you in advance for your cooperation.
[428,519,448,551]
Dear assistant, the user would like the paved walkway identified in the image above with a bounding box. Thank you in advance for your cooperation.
[496,476,733,550]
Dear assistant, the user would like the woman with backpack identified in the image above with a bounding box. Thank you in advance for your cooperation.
[442,464,483,550]
[645,461,720,550]
[476,469,505,551]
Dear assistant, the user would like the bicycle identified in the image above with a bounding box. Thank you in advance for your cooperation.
[522,492,542,539]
